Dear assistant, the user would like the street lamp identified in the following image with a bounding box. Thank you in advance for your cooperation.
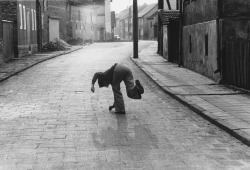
[133,0,138,58]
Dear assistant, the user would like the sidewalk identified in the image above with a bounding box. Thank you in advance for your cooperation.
[0,45,83,83]
[132,41,250,146]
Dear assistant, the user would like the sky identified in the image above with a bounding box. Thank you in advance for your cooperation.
[111,0,158,13]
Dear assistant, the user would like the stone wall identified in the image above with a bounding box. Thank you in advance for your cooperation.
[0,0,17,63]
[183,0,217,26]
[183,20,220,81]
[222,0,250,18]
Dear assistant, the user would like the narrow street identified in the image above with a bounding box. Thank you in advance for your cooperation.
[0,41,250,169]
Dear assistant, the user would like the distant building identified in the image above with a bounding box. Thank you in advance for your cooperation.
[0,0,112,65]
[116,3,158,41]
[138,3,158,40]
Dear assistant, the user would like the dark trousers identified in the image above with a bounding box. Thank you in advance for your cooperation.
[112,63,141,112]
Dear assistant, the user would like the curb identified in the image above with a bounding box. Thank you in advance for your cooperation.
[0,46,83,83]
[131,57,250,147]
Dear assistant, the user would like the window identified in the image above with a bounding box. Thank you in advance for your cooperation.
[150,21,153,28]
[78,10,81,21]
[19,4,23,29]
[205,34,208,56]
[34,10,36,31]
[43,0,47,11]
[23,5,26,30]
[140,18,143,25]
[189,35,192,53]
[42,13,44,29]
[31,9,34,30]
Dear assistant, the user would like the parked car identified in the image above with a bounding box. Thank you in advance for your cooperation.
[114,35,121,40]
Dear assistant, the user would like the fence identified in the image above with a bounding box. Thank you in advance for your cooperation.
[223,40,250,90]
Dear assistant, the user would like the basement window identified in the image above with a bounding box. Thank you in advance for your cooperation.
[205,34,208,56]
[189,35,192,53]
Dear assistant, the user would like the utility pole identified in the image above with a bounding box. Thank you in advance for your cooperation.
[178,0,183,66]
[133,0,138,58]
[157,0,163,54]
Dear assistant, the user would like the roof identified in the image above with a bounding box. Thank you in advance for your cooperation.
[147,10,158,19]
[117,8,130,20]
[158,9,179,25]
[117,4,149,20]
[138,3,158,18]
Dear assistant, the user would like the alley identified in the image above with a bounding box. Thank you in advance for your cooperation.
[0,41,250,169]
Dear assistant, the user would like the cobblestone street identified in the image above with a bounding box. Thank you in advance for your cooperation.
[0,41,250,169]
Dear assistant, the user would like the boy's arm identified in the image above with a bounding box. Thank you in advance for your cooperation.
[91,72,102,93]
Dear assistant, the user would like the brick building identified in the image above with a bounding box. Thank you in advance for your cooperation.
[0,0,112,65]
[0,0,38,63]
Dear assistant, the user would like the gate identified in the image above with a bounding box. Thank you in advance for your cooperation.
[223,40,250,89]
[49,19,60,41]
[3,21,14,61]
[168,20,179,64]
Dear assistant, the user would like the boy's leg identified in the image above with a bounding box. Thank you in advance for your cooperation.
[112,65,126,112]
[112,84,125,112]
[121,67,142,99]
[124,74,142,99]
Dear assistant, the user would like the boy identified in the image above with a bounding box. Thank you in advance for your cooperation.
[91,63,144,114]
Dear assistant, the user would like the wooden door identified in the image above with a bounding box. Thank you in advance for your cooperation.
[3,21,14,61]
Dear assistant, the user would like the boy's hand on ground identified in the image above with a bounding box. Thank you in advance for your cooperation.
[109,105,114,111]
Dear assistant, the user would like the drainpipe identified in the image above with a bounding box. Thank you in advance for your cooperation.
[157,0,163,54]
[133,0,138,58]
[178,0,183,66]
[214,0,222,80]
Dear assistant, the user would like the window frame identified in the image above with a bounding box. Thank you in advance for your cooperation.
[23,5,26,30]
[19,4,23,29]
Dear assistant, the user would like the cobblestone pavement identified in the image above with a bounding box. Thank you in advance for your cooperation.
[0,41,250,170]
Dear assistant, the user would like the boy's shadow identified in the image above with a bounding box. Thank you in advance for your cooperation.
[92,111,158,160]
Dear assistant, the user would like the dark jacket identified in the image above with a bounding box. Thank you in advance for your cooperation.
[92,63,117,87]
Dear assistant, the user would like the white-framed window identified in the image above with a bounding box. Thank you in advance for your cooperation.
[34,10,37,31]
[23,5,26,30]
[31,9,34,30]
[19,4,23,29]
[42,13,44,29]
[140,29,143,36]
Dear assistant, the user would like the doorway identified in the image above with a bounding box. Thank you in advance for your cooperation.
[3,21,14,61]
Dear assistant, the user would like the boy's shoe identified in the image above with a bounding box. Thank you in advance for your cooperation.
[115,111,126,114]
[135,80,144,94]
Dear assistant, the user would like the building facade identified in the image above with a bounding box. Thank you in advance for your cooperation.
[182,0,250,88]
[138,3,158,40]
[0,0,38,62]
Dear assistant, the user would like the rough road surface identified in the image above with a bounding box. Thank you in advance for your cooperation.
[0,42,250,170]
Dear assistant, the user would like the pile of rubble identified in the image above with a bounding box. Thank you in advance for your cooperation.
[42,38,71,52]
[67,37,84,45]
